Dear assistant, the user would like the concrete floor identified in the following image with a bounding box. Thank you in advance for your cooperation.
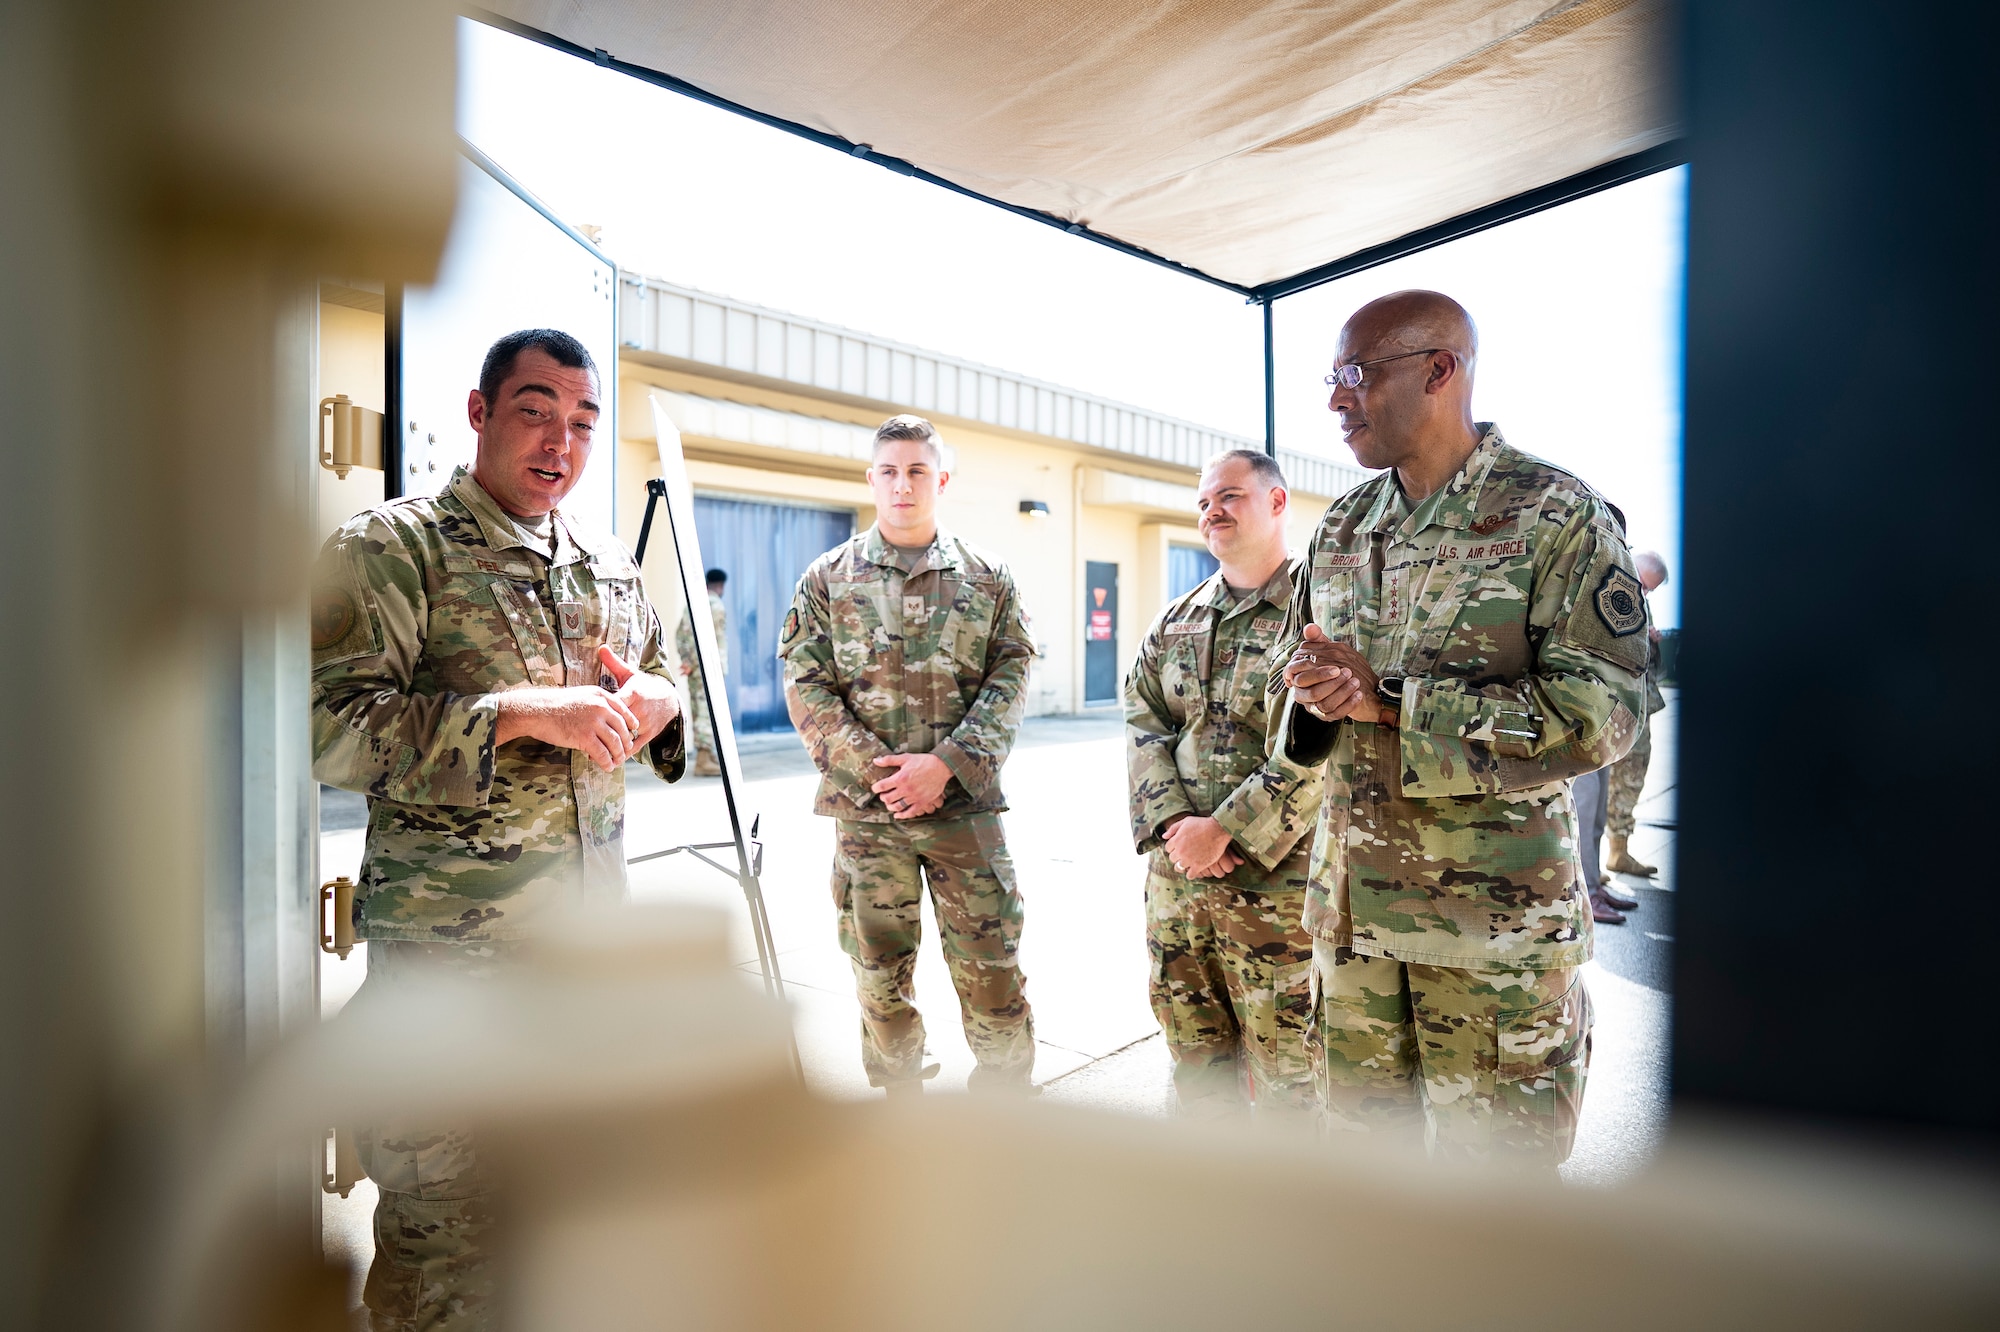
[318,693,1679,1297]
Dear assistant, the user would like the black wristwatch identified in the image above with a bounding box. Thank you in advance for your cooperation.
[1376,676,1406,705]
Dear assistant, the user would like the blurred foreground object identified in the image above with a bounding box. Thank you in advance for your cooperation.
[175,904,1996,1330]
[0,0,453,1326]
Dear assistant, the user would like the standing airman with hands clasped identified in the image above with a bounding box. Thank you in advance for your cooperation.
[1125,450,1324,1117]
[1273,291,1647,1165]
[781,415,1039,1094]
[311,329,685,1329]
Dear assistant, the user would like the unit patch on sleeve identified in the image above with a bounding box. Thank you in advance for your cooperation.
[1593,567,1647,637]
[310,589,354,651]
[1560,539,1652,674]
[781,606,802,647]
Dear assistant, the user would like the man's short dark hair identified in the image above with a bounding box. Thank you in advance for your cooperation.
[479,329,597,403]
[872,414,944,465]
[1203,448,1286,490]
[704,568,727,587]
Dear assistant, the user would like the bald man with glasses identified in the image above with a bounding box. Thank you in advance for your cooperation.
[1271,290,1648,1166]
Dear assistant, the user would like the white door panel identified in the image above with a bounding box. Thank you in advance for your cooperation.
[398,150,619,531]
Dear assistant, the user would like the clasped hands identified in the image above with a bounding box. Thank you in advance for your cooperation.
[1163,814,1242,879]
[494,645,683,772]
[871,752,952,820]
[1282,624,1394,725]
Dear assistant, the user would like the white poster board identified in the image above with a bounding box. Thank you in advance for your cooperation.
[396,148,618,531]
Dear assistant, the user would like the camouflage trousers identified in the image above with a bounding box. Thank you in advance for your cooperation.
[833,813,1035,1089]
[1605,716,1653,838]
[1145,853,1316,1117]
[685,665,717,756]
[355,940,520,1332]
[1311,941,1592,1165]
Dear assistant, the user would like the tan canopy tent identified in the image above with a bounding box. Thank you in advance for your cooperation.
[477,0,1679,297]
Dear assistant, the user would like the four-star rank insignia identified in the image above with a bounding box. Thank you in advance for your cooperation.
[1593,566,1647,637]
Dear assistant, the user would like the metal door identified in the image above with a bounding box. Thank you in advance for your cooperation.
[394,144,619,528]
[1085,560,1119,704]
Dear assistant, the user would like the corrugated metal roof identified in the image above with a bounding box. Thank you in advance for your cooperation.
[618,273,1368,499]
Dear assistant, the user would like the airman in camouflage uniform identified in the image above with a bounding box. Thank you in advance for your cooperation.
[781,415,1037,1093]
[1126,556,1323,1116]
[1122,448,1323,1116]
[1277,293,1646,1165]
[313,332,682,1329]
[676,572,729,775]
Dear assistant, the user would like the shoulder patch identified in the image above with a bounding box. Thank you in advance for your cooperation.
[1593,567,1647,637]
[308,572,381,666]
[311,589,354,651]
[781,606,802,647]
[1559,539,1650,675]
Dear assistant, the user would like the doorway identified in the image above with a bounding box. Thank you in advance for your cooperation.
[691,495,855,732]
[1084,560,1119,705]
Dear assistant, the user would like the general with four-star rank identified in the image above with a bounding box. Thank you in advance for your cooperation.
[1276,292,1647,1165]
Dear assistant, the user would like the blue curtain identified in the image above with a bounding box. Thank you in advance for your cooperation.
[1168,543,1219,600]
[692,496,854,732]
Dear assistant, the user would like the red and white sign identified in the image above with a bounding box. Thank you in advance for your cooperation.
[1088,610,1113,641]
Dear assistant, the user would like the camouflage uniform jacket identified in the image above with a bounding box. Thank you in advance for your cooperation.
[1271,427,1647,970]
[780,525,1034,822]
[1642,630,1667,716]
[675,591,728,677]
[1125,561,1324,885]
[311,466,685,944]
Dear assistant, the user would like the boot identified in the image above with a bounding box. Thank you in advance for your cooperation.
[1589,885,1627,925]
[1598,880,1639,912]
[693,747,722,777]
[882,1062,941,1097]
[1606,834,1657,877]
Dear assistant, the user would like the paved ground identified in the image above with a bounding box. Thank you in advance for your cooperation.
[318,693,1680,1292]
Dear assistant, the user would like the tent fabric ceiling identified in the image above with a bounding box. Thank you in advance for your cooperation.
[483,0,1678,292]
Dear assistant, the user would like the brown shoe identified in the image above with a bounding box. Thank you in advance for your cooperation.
[1598,881,1640,911]
[693,749,723,777]
[1589,887,1627,925]
[1606,834,1658,877]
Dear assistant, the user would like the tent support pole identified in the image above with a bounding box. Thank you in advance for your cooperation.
[1261,299,1276,458]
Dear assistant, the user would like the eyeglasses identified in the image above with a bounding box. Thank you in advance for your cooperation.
[1324,348,1444,389]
